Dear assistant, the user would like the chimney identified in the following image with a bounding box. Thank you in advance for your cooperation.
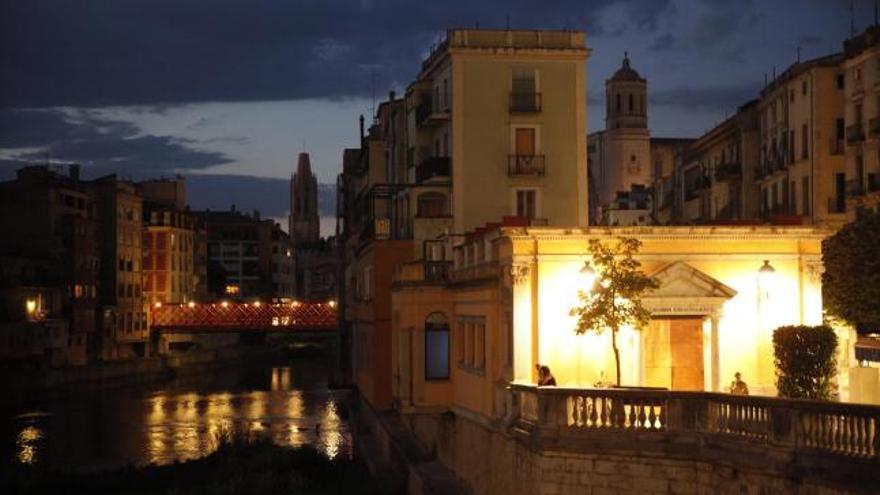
[69,163,81,182]
[359,114,365,145]
[389,90,395,101]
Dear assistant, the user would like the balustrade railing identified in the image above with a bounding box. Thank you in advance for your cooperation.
[509,384,880,461]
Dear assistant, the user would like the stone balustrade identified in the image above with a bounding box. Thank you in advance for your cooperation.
[510,384,880,461]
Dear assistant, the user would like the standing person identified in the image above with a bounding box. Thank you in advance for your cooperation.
[539,365,557,386]
[536,363,544,385]
[729,372,749,395]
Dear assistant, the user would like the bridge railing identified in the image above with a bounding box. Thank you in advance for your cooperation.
[509,384,880,461]
[151,302,337,331]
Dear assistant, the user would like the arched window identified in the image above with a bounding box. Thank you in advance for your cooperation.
[416,192,447,218]
[615,93,621,112]
[628,93,634,113]
[425,312,449,379]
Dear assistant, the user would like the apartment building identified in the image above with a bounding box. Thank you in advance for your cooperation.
[0,165,97,365]
[339,28,590,410]
[142,208,197,305]
[843,26,880,217]
[91,175,148,360]
[677,100,760,223]
[755,54,846,226]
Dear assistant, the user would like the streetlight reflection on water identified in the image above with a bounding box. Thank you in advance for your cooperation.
[10,363,352,470]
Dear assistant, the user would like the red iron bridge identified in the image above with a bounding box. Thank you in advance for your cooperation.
[150,301,337,333]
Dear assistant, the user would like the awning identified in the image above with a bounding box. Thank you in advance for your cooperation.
[855,337,880,363]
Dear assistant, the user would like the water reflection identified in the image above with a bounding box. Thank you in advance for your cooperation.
[4,361,352,470]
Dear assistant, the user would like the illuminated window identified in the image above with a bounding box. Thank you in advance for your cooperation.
[225,284,240,296]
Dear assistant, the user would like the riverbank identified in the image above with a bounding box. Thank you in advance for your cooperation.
[1,345,281,403]
[2,433,383,495]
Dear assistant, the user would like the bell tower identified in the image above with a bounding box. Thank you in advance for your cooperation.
[605,52,648,131]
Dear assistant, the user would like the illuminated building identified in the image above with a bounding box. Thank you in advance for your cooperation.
[843,26,880,217]
[755,53,846,226]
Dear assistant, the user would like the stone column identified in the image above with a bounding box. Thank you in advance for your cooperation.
[710,312,721,392]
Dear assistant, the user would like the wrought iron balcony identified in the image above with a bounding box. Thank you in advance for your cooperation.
[424,261,451,282]
[415,156,450,183]
[509,92,542,113]
[847,123,865,144]
[416,100,449,128]
[713,162,741,182]
[508,154,545,176]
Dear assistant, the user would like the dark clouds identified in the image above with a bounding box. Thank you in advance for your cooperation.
[0,108,232,177]
[1,0,672,109]
[186,175,335,219]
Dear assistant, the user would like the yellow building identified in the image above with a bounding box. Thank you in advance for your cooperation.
[756,54,846,226]
[843,26,880,216]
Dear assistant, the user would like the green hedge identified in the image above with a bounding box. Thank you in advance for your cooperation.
[772,325,838,400]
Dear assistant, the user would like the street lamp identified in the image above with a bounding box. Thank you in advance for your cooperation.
[580,260,597,290]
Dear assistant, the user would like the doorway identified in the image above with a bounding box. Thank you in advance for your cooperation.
[643,317,705,391]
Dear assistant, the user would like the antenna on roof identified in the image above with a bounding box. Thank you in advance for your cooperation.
[851,0,856,36]
[370,71,376,120]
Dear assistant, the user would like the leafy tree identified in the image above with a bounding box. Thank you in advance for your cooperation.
[772,325,838,400]
[822,210,880,331]
[569,238,659,387]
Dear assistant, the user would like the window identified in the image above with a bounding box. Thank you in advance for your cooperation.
[801,124,809,160]
[457,316,486,371]
[790,180,797,215]
[837,73,845,90]
[511,68,537,112]
[515,128,536,156]
[516,189,537,219]
[425,313,450,380]
[802,79,808,96]
[802,176,810,216]
[789,89,795,103]
[628,93,634,112]
[417,192,447,218]
[615,93,621,112]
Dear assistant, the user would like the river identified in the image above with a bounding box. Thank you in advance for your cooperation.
[0,358,353,471]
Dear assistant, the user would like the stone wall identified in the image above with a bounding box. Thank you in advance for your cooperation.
[446,414,869,495]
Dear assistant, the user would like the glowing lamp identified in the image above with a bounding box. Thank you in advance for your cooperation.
[154,301,162,308]
[25,299,37,314]
[221,301,229,308]
[327,300,337,308]
[580,261,597,290]
[254,301,262,307]
[758,259,775,276]
[187,301,196,308]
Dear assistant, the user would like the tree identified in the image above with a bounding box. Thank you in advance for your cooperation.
[772,325,838,400]
[822,210,880,332]
[569,237,659,387]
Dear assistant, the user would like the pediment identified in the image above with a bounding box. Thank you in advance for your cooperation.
[647,261,737,300]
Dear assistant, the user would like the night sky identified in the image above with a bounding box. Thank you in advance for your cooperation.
[0,0,865,230]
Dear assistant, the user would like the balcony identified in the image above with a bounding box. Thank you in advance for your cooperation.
[713,162,741,182]
[847,123,865,144]
[847,178,865,197]
[508,155,545,177]
[509,92,542,113]
[416,100,450,128]
[424,261,451,282]
[828,197,847,214]
[509,385,880,467]
[870,116,880,137]
[415,156,450,183]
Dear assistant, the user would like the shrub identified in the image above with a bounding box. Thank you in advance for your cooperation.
[822,210,880,331]
[772,325,838,400]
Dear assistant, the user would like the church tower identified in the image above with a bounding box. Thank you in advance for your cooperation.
[289,152,320,244]
[591,53,652,223]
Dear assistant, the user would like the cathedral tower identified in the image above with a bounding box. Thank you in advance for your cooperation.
[289,152,320,244]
